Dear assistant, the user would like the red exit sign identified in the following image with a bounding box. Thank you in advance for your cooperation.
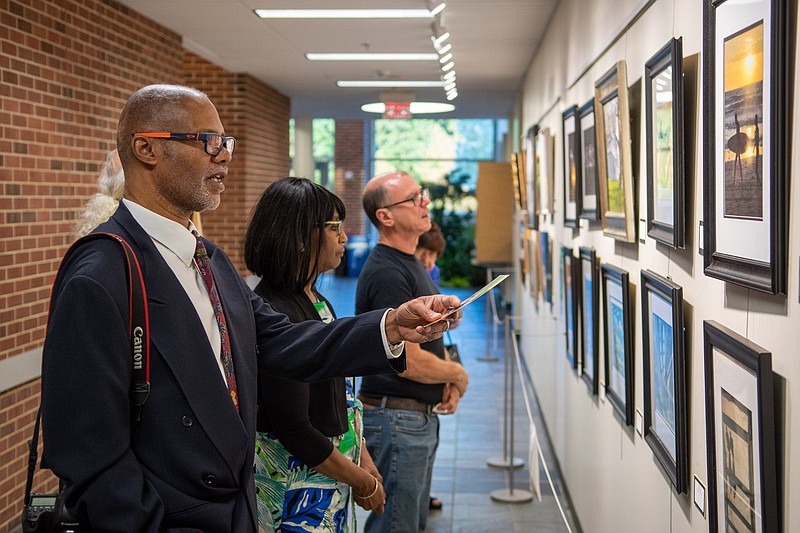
[384,102,412,119]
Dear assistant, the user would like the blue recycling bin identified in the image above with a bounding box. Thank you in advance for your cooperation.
[345,236,370,278]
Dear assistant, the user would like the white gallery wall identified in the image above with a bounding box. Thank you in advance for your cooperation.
[515,0,798,531]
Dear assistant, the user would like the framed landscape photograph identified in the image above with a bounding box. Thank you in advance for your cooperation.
[601,264,634,425]
[703,320,778,533]
[702,0,789,294]
[645,37,686,248]
[578,98,599,220]
[535,126,555,217]
[641,269,688,494]
[562,105,582,227]
[511,151,524,211]
[579,247,599,395]
[525,126,538,228]
[561,246,579,370]
[595,61,636,242]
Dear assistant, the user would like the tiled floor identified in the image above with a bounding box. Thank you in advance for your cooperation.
[316,273,581,533]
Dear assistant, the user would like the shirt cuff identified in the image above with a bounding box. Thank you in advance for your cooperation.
[380,309,404,359]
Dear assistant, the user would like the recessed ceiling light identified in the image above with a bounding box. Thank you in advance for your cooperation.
[361,102,455,114]
[441,61,455,72]
[442,70,456,80]
[438,53,453,64]
[255,9,432,19]
[436,43,452,55]
[429,2,447,17]
[337,80,445,88]
[306,53,438,61]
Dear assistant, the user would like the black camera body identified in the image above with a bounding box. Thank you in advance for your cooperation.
[22,492,81,533]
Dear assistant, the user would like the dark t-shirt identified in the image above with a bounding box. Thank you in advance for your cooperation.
[357,244,444,405]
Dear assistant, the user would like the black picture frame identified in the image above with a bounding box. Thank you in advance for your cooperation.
[645,37,686,248]
[702,0,789,294]
[601,264,634,425]
[561,246,579,370]
[579,247,599,395]
[703,320,778,533]
[562,105,582,228]
[578,98,599,220]
[541,231,553,305]
[595,60,637,242]
[641,269,688,494]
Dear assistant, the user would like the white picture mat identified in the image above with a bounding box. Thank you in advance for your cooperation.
[714,0,771,261]
[648,290,676,461]
[536,129,552,214]
[712,345,763,532]
[526,134,536,217]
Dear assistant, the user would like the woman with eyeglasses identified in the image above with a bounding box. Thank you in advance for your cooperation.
[243,177,385,532]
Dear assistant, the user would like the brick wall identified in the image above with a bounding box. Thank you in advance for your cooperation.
[0,2,290,531]
[334,120,366,236]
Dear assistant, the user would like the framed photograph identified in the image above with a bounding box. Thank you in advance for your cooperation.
[645,37,686,248]
[703,320,778,533]
[535,126,555,217]
[541,231,553,305]
[525,126,538,228]
[578,98,599,220]
[511,151,524,211]
[562,105,582,227]
[641,269,688,494]
[561,246,579,370]
[527,230,540,301]
[595,61,636,242]
[702,0,789,294]
[579,247,599,395]
[601,264,634,425]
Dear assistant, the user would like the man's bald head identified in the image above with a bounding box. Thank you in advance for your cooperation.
[362,170,414,227]
[116,84,210,168]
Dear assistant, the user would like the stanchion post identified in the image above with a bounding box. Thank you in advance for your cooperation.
[479,267,499,362]
[486,315,523,470]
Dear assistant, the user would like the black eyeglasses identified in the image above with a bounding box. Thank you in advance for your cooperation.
[324,220,344,236]
[133,132,236,157]
[378,188,429,209]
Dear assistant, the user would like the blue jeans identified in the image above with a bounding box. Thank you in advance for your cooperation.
[362,406,439,533]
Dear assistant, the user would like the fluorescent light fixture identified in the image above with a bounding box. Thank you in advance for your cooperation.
[438,53,453,64]
[444,82,456,91]
[432,32,450,47]
[442,70,456,80]
[436,43,452,55]
[306,53,438,61]
[255,9,432,19]
[430,2,446,16]
[441,61,455,72]
[361,102,455,114]
[337,80,445,88]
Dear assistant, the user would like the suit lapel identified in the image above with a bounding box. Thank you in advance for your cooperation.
[107,204,249,477]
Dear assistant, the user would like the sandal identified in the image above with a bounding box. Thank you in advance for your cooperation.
[429,497,443,510]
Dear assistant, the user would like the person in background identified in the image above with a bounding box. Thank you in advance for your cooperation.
[414,220,447,512]
[357,170,469,533]
[414,221,445,288]
[41,84,460,532]
[243,177,384,532]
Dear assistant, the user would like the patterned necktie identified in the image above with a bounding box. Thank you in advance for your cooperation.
[192,231,239,411]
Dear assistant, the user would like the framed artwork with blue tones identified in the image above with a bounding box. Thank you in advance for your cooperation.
[561,246,579,370]
[601,264,634,425]
[541,231,553,305]
[702,0,789,294]
[579,247,599,395]
[703,320,778,533]
[641,269,687,494]
[645,37,686,248]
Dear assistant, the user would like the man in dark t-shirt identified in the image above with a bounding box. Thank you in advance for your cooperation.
[357,170,469,533]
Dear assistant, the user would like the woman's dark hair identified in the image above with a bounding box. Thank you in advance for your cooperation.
[244,177,346,293]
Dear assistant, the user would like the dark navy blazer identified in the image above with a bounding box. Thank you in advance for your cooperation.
[41,202,403,532]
